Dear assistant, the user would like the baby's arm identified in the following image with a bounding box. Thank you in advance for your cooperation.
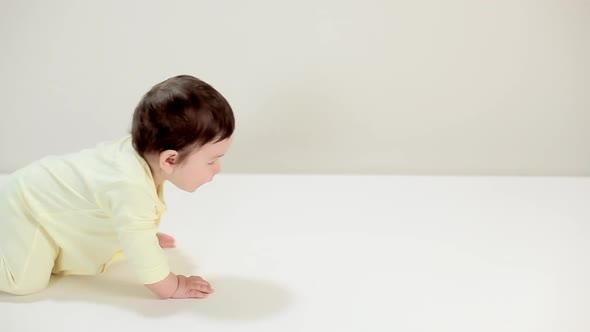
[103,185,214,299]
[146,272,214,299]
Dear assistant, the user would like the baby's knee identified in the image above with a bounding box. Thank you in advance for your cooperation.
[0,266,51,296]
[8,279,50,295]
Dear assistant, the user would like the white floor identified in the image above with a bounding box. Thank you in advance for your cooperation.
[1,174,589,331]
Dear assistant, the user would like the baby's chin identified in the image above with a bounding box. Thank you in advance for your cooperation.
[185,180,212,193]
[185,185,201,193]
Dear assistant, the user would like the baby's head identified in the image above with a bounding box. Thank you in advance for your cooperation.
[131,75,235,192]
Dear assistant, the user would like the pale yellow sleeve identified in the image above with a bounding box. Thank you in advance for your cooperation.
[102,183,170,285]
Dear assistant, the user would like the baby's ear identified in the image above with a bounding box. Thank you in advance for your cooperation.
[159,150,178,174]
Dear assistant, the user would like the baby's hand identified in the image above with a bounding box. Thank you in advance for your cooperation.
[156,232,176,248]
[172,275,214,299]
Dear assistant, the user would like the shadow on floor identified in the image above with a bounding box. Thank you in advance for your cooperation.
[0,249,293,321]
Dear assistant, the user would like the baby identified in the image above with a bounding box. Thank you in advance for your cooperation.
[0,75,234,299]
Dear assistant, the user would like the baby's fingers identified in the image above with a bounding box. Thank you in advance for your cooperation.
[187,289,210,299]
[188,276,212,288]
[191,280,214,294]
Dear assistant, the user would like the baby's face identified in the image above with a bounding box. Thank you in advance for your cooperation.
[168,136,233,192]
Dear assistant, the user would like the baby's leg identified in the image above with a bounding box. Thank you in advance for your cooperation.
[0,222,58,296]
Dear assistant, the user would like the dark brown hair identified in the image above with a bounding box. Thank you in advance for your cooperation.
[131,75,234,163]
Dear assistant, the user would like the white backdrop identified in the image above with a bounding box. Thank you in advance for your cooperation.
[1,0,588,175]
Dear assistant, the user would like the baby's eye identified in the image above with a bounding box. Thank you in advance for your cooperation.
[207,161,216,165]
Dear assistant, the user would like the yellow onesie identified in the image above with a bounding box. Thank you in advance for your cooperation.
[0,135,170,295]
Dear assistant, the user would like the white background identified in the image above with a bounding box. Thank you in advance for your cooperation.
[1,2,589,330]
[1,0,588,175]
